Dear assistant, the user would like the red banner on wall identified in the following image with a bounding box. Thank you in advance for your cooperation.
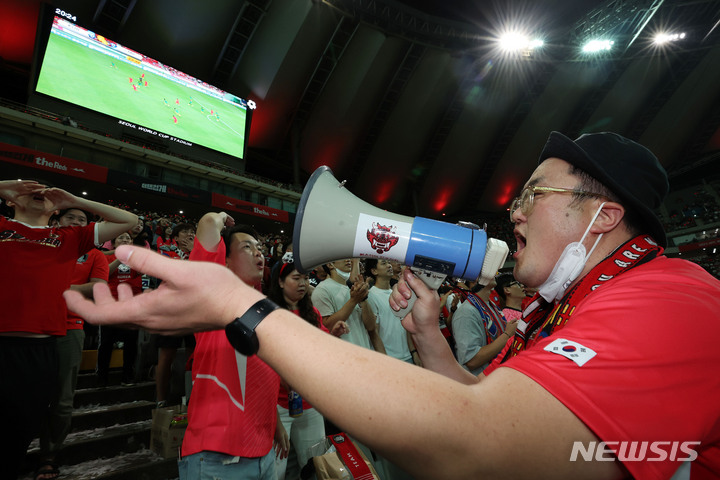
[211,192,289,223]
[0,142,108,183]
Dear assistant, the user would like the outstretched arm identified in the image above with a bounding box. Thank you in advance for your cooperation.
[64,246,622,480]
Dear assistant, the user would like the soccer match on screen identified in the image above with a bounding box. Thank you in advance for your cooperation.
[35,16,250,158]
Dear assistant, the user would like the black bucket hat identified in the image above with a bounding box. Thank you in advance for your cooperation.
[538,131,669,247]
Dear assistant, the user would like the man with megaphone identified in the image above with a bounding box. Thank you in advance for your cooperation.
[65,131,720,479]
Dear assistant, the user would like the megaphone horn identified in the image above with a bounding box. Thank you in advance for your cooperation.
[293,167,509,315]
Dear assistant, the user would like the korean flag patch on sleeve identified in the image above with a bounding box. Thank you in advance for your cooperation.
[544,338,596,367]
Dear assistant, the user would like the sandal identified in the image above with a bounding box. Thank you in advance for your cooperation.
[35,462,60,480]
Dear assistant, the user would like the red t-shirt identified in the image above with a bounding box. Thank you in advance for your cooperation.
[501,307,522,323]
[66,248,109,330]
[106,252,143,297]
[0,217,97,335]
[182,238,280,458]
[491,257,720,479]
[277,307,326,410]
[156,237,175,250]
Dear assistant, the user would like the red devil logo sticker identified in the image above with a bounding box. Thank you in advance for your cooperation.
[366,222,399,254]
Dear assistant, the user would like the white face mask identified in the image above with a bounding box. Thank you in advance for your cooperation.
[335,268,351,282]
[538,202,606,302]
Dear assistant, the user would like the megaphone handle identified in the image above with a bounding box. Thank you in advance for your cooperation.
[393,268,447,319]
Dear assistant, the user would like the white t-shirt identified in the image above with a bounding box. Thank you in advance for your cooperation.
[367,287,411,362]
[312,277,372,349]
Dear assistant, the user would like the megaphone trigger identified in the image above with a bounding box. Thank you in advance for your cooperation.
[392,268,447,319]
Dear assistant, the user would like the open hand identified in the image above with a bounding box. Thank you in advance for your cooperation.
[64,246,264,334]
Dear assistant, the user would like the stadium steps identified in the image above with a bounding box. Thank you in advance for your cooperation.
[21,351,182,480]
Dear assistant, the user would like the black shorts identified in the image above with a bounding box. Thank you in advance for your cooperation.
[156,333,196,350]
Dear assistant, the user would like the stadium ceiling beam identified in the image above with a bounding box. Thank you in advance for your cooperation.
[92,0,138,35]
[569,0,652,44]
[626,0,665,48]
[211,0,272,88]
[320,0,482,51]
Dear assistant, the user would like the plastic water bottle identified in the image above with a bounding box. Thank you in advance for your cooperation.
[288,390,303,417]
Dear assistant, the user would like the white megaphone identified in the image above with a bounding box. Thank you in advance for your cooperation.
[293,166,510,317]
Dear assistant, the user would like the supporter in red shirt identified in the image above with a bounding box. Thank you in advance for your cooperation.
[39,208,110,473]
[179,212,282,479]
[0,179,137,480]
[96,232,142,387]
[152,216,171,245]
[155,225,174,251]
[157,223,194,260]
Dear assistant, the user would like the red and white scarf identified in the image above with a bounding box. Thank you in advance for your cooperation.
[499,235,662,363]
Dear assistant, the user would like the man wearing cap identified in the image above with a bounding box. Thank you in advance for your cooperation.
[66,132,720,479]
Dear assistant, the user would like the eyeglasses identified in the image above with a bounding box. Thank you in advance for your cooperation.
[509,186,607,221]
[508,281,524,288]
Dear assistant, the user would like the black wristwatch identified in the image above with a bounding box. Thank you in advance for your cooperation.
[225,298,280,356]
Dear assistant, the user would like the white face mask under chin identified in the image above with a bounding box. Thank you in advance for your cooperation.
[538,202,606,302]
[335,268,351,282]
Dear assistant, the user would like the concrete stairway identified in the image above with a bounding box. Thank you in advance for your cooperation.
[21,348,185,480]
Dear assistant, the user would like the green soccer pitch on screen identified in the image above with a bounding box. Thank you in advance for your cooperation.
[33,12,255,160]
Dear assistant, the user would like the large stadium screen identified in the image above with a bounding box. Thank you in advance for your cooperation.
[32,14,255,159]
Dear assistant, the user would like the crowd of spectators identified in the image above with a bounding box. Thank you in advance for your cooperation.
[129,209,292,267]
[119,198,720,283]
[663,184,720,233]
[681,251,720,279]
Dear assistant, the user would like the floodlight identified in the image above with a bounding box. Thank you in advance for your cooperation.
[499,32,529,51]
[498,32,544,53]
[582,39,614,53]
[654,32,686,45]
